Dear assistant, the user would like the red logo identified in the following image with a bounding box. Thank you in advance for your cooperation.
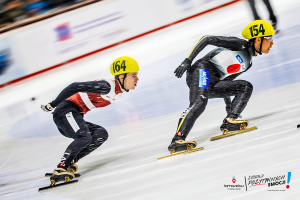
[60,162,65,167]
[227,64,241,74]
[232,177,236,183]
[177,132,182,136]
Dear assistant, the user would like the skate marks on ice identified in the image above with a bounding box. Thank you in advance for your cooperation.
[41,156,125,192]
[78,156,123,175]
[38,180,79,192]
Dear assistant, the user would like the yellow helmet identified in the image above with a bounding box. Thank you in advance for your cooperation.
[242,20,275,39]
[110,56,139,76]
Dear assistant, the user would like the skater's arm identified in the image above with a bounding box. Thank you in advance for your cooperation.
[50,80,111,107]
[174,36,246,78]
[187,36,246,61]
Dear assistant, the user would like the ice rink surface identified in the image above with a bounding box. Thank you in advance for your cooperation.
[1,0,300,199]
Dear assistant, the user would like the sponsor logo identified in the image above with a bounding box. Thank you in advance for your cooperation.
[178,132,183,136]
[286,172,291,189]
[224,176,245,190]
[181,107,191,118]
[232,177,236,183]
[241,63,246,70]
[0,48,11,75]
[246,172,291,191]
[55,22,72,41]
[236,55,244,64]
[199,69,209,89]
[224,172,292,192]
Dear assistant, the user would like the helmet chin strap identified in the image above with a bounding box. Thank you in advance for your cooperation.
[254,37,263,55]
[118,74,129,92]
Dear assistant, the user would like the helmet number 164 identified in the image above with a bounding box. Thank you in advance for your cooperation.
[112,60,126,73]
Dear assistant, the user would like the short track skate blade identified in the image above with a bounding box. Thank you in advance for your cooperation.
[45,173,81,178]
[210,126,257,141]
[38,180,78,191]
[157,147,204,160]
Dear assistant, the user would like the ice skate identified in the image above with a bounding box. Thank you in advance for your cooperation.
[210,118,257,141]
[39,164,78,191]
[157,140,203,160]
[168,140,197,154]
[50,165,75,186]
[69,160,78,174]
[220,117,248,132]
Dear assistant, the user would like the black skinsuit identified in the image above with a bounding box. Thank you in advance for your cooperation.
[173,35,256,141]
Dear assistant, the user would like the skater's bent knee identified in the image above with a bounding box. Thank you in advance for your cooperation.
[95,127,109,141]
[236,80,253,92]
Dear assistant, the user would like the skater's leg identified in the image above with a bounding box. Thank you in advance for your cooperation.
[74,122,108,162]
[53,109,92,167]
[223,96,231,115]
[262,0,277,23]
[247,0,261,20]
[172,62,220,143]
[209,80,253,131]
[210,80,253,119]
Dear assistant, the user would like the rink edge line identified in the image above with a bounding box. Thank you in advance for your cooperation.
[0,0,242,90]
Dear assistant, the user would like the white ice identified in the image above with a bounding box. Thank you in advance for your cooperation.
[1,0,300,199]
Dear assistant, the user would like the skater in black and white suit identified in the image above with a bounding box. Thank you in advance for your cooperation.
[168,20,275,152]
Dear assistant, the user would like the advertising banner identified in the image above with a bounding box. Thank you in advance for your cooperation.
[0,0,235,85]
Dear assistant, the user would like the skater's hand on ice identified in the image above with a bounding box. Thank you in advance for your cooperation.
[41,103,54,112]
[174,58,192,78]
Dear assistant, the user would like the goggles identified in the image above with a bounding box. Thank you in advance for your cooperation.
[264,36,273,42]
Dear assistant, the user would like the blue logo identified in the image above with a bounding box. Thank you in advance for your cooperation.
[236,55,243,64]
[199,69,209,89]
[241,63,246,70]
[55,23,72,41]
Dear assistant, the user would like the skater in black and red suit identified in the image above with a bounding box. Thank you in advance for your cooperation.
[41,56,139,184]
[168,20,275,152]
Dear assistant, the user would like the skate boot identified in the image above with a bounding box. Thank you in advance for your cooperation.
[168,139,197,154]
[50,163,75,186]
[220,117,248,133]
[69,160,78,174]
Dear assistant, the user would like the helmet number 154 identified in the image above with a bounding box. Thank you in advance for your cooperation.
[112,60,126,73]
[249,24,265,37]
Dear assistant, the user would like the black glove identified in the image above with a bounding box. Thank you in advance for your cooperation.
[174,58,192,78]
